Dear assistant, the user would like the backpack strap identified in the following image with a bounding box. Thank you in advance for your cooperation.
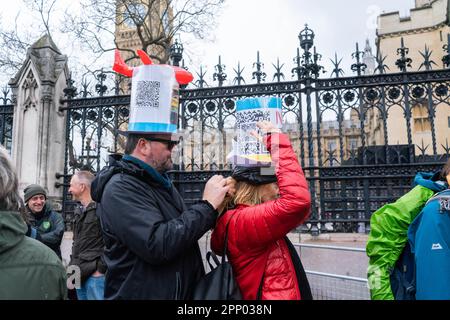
[406,256,416,297]
[424,189,450,206]
[222,219,232,264]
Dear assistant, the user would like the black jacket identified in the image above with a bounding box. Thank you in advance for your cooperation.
[69,202,107,284]
[26,202,65,258]
[91,154,218,300]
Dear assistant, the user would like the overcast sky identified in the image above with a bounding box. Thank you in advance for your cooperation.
[186,0,416,84]
[0,0,416,86]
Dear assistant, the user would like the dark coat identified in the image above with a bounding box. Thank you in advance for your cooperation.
[69,202,107,284]
[0,210,67,300]
[26,202,65,258]
[91,154,218,300]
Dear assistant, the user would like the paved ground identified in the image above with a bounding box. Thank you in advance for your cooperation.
[61,232,73,268]
[288,233,370,300]
[292,233,368,279]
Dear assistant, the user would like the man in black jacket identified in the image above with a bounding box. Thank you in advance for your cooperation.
[69,171,107,300]
[91,133,232,299]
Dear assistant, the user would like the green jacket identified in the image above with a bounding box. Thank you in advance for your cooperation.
[0,210,67,300]
[366,172,447,300]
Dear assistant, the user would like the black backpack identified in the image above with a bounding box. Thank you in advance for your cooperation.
[191,222,242,300]
[389,242,416,300]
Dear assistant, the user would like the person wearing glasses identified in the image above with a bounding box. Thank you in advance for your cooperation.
[91,63,234,299]
[91,131,233,300]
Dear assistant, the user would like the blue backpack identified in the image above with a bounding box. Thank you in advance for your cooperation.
[390,242,416,300]
[407,189,450,300]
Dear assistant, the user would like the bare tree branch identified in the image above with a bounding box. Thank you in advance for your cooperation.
[61,0,225,64]
[0,0,61,78]
[0,13,32,75]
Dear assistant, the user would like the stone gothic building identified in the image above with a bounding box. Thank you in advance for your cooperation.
[367,0,450,155]
[115,0,173,93]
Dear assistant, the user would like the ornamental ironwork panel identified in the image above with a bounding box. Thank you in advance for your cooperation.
[58,27,450,233]
[0,87,13,152]
[58,75,131,230]
[318,162,445,233]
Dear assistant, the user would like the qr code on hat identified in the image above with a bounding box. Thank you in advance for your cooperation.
[136,81,160,108]
[235,110,271,127]
[235,109,270,156]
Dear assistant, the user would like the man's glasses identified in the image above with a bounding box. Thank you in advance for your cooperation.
[144,137,179,150]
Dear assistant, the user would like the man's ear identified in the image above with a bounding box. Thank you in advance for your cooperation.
[136,138,145,149]
[139,138,152,154]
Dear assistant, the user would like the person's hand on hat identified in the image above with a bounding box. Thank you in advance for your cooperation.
[258,120,281,134]
[250,120,281,142]
[202,175,231,211]
[215,177,237,216]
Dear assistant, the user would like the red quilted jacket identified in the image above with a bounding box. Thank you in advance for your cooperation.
[211,133,311,300]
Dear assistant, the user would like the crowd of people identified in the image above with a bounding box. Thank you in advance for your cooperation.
[2,126,450,300]
[1,55,448,300]
[0,120,314,300]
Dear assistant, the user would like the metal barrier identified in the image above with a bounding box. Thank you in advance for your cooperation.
[294,242,369,300]
[199,233,370,300]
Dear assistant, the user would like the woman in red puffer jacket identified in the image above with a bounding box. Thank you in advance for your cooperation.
[211,121,312,300]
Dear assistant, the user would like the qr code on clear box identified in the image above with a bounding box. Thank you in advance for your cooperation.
[235,110,270,127]
[136,81,160,108]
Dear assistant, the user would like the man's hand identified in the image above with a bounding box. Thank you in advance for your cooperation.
[216,177,237,215]
[202,175,231,210]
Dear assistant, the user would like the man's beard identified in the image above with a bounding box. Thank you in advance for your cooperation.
[152,158,173,173]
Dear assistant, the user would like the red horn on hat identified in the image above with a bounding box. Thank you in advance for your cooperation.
[112,49,194,85]
[136,50,193,85]
[112,49,133,78]
[136,50,153,65]
[173,65,194,86]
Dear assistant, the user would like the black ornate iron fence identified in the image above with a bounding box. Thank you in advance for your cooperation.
[0,87,13,152]
[58,26,450,233]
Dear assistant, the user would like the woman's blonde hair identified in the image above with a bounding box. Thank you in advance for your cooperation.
[218,180,265,219]
[233,181,264,206]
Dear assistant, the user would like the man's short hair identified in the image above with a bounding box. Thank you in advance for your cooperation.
[124,134,142,155]
[74,171,95,188]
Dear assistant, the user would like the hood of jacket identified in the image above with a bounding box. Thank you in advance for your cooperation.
[0,211,27,254]
[413,172,447,193]
[91,154,172,203]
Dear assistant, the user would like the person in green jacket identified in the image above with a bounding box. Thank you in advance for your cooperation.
[366,165,449,300]
[0,145,67,300]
